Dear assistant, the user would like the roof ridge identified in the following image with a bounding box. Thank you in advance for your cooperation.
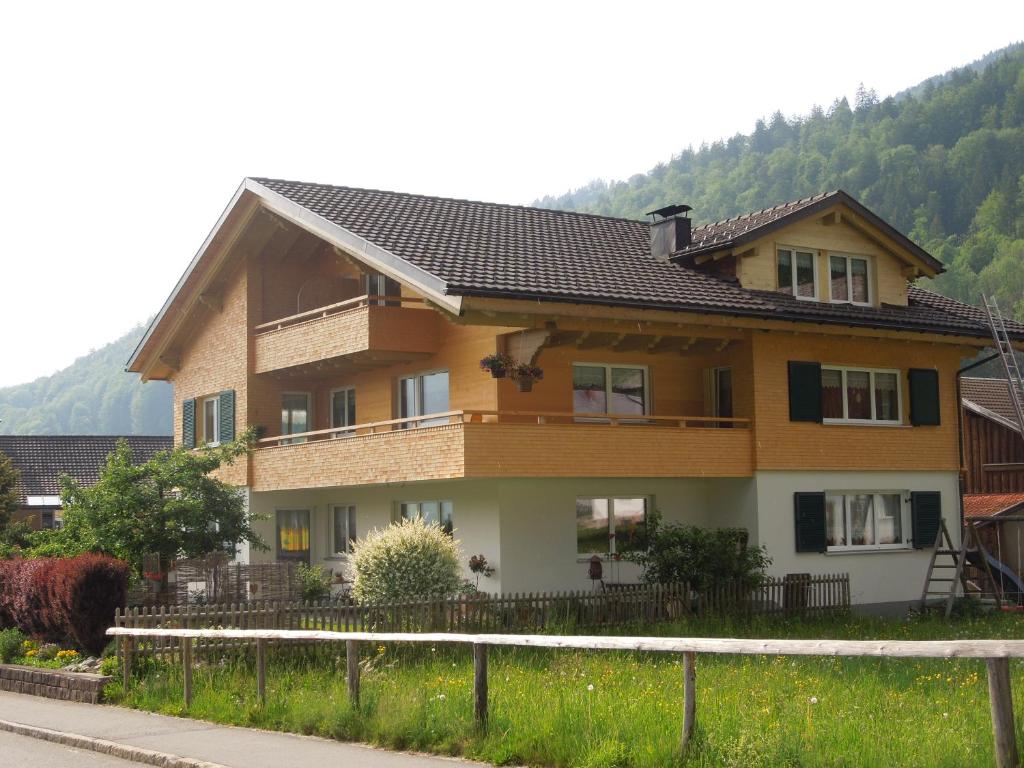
[249,177,649,227]
[692,190,838,232]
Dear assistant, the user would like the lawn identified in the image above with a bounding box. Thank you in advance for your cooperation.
[109,611,1024,768]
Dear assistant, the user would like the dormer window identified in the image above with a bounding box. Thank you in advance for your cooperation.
[830,254,871,306]
[777,248,817,301]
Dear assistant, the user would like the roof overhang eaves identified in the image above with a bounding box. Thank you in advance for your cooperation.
[126,178,462,377]
[453,286,992,340]
[962,398,1023,433]
[243,179,461,314]
[670,192,945,275]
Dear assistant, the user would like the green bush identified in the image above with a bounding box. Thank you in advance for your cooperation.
[350,518,462,604]
[0,627,25,663]
[100,655,119,677]
[621,511,771,591]
[296,563,332,602]
[36,643,59,661]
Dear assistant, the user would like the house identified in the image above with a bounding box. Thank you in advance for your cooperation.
[0,435,173,529]
[126,178,1024,611]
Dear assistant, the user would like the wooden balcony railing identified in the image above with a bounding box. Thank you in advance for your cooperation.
[256,410,750,448]
[254,294,424,334]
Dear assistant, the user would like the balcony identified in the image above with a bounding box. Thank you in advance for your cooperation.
[253,295,440,375]
[250,411,754,492]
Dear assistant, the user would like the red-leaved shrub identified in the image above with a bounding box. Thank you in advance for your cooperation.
[0,554,129,655]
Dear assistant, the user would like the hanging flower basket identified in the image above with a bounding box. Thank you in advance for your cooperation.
[480,353,514,379]
[511,363,544,392]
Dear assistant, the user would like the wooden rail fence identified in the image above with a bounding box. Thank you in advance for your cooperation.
[114,575,849,662]
[107,625,1024,768]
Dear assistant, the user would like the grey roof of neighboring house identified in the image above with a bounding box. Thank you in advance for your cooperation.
[250,178,1021,339]
[0,435,173,502]
[961,377,1023,430]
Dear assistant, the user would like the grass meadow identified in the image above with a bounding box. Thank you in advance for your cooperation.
[109,612,1024,767]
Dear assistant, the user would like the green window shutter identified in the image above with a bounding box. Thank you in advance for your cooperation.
[182,398,196,449]
[218,390,236,443]
[908,368,940,426]
[794,492,827,553]
[788,361,822,422]
[911,491,942,549]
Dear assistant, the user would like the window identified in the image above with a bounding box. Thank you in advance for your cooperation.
[398,371,450,427]
[576,497,647,557]
[331,388,356,436]
[777,248,818,300]
[572,364,648,418]
[331,504,357,556]
[276,509,310,562]
[281,393,311,444]
[821,366,900,424]
[399,500,454,535]
[825,492,908,550]
[363,273,401,306]
[200,396,220,445]
[830,254,871,305]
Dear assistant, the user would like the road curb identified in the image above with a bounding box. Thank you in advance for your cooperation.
[0,717,228,768]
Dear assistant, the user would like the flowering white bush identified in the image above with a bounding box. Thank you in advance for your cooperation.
[350,518,463,603]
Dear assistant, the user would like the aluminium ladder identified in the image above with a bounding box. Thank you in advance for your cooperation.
[982,294,1024,437]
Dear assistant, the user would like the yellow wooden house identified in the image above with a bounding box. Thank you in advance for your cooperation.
[128,179,1024,610]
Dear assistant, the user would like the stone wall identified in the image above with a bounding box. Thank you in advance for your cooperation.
[0,664,110,704]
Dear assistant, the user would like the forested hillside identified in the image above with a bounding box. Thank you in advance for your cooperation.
[0,326,171,435]
[536,44,1024,319]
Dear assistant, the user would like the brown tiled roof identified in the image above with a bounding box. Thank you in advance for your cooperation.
[245,179,1023,340]
[963,493,1024,518]
[0,436,172,502]
[962,377,1022,428]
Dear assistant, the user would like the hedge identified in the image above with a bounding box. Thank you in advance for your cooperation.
[0,554,129,655]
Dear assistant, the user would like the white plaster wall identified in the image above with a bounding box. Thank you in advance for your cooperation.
[248,480,502,590]
[753,470,961,606]
[495,478,747,593]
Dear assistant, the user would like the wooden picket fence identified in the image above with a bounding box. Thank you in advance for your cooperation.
[114,574,849,662]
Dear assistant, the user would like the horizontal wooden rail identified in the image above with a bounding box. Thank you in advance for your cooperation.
[253,294,424,332]
[108,626,1022,766]
[256,410,750,446]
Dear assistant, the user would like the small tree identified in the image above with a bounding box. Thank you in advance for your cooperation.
[28,431,265,574]
[620,511,771,591]
[350,518,462,604]
[0,450,18,530]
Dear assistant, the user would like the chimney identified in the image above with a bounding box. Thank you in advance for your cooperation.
[646,204,692,261]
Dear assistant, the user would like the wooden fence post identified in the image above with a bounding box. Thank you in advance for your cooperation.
[473,643,488,728]
[122,637,133,690]
[681,651,697,754]
[256,638,267,704]
[986,657,1020,768]
[181,637,193,709]
[346,639,360,709]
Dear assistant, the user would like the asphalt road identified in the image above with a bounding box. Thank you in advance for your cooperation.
[0,729,143,767]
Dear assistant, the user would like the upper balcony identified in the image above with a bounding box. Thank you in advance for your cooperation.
[250,410,754,492]
[253,295,440,376]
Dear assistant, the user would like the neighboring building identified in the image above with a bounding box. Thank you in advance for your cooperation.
[0,435,173,529]
[127,179,1024,611]
[961,376,1024,494]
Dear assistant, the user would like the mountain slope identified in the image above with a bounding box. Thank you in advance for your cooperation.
[0,326,172,436]
[535,44,1024,320]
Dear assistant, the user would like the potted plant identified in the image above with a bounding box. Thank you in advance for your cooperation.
[480,353,514,379]
[511,363,544,392]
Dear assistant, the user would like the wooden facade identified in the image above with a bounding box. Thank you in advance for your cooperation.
[962,407,1024,494]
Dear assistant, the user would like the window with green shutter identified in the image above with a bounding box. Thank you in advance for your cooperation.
[218,390,236,443]
[788,361,822,422]
[794,492,827,552]
[911,491,942,549]
[908,369,940,426]
[182,398,196,449]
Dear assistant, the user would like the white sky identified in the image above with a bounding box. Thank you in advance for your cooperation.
[0,1,1021,387]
